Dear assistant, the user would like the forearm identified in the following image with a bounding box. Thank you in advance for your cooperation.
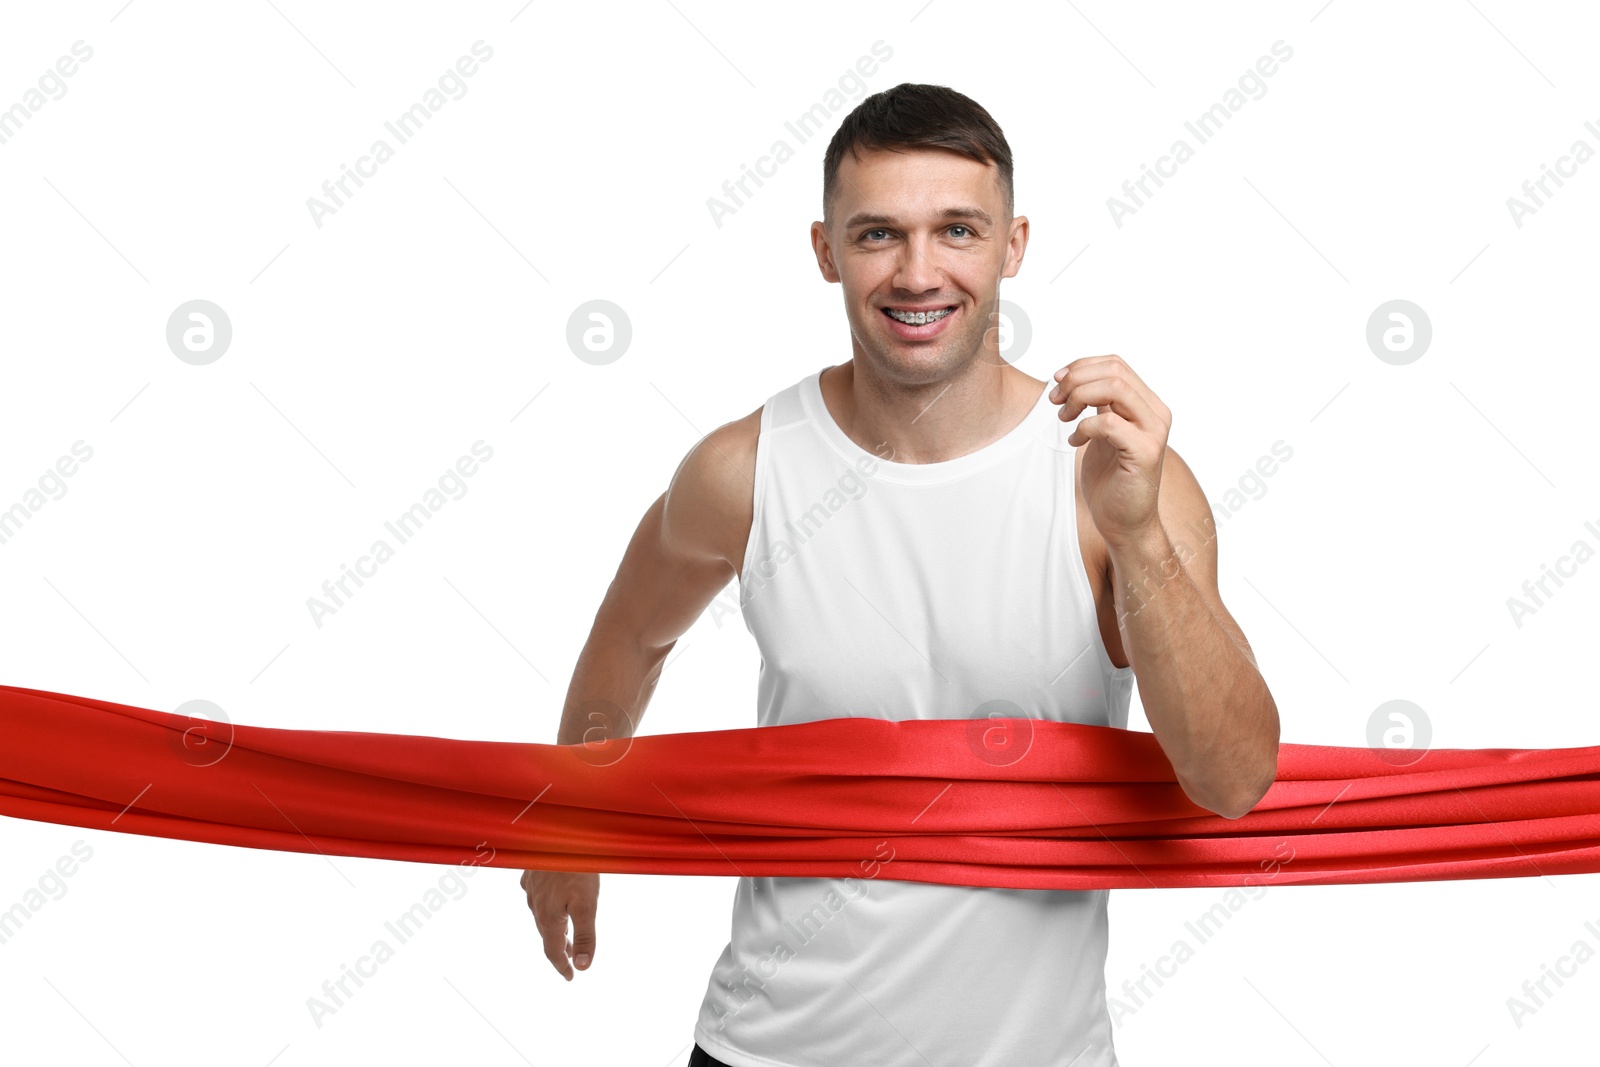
[555,624,670,746]
[1108,527,1279,818]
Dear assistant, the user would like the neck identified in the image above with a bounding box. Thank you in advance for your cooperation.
[820,358,1042,465]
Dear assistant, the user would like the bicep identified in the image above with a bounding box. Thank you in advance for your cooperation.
[600,418,755,655]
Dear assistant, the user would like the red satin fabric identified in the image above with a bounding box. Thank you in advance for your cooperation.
[3,684,1599,889]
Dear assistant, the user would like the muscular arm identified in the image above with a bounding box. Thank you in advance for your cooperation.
[524,407,759,981]
[1104,447,1280,819]
[553,407,759,747]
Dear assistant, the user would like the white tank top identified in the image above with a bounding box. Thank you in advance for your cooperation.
[693,367,1135,1067]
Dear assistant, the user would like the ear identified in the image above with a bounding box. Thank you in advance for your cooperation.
[1001,215,1029,280]
[810,221,841,284]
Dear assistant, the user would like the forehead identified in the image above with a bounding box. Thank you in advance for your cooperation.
[834,146,1002,218]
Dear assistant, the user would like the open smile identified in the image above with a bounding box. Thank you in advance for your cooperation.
[880,304,959,340]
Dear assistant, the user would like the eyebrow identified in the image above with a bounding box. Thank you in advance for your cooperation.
[843,207,994,230]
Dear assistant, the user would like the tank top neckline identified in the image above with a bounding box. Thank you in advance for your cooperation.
[800,368,1054,485]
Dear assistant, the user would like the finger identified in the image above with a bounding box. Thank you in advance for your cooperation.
[1052,356,1151,405]
[533,904,574,981]
[1054,357,1170,425]
[1067,411,1158,464]
[1054,354,1130,382]
[1056,375,1162,434]
[569,897,597,971]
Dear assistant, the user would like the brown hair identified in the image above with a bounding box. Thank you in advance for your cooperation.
[822,82,1014,224]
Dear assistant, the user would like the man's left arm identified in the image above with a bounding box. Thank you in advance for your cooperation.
[1052,356,1280,819]
[1107,450,1279,818]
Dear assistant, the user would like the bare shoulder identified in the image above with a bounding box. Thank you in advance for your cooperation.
[659,403,762,577]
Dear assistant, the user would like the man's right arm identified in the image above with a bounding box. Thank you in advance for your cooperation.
[555,406,759,745]
[522,405,760,981]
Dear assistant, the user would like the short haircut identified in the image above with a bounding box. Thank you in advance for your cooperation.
[822,82,1015,225]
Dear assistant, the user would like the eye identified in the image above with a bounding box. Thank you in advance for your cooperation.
[949,224,973,238]
[862,228,891,242]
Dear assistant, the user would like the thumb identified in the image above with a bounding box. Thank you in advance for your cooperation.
[570,907,597,970]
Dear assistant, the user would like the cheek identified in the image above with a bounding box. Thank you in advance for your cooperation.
[847,262,893,293]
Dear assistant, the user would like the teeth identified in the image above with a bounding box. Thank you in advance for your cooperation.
[886,306,954,325]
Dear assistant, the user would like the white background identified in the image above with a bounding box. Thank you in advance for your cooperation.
[2,1,1597,1064]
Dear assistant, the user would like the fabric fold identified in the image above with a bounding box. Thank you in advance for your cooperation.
[3,683,1598,890]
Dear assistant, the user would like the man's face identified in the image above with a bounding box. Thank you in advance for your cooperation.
[811,146,1027,385]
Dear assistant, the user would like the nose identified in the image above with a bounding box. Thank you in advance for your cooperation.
[892,235,942,296]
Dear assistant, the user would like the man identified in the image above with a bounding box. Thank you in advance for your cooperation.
[521,82,1279,1066]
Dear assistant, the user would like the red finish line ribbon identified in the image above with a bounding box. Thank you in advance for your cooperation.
[3,684,1600,889]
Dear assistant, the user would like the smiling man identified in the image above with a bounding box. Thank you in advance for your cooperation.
[521,82,1279,1066]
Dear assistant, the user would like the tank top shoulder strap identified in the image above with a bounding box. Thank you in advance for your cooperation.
[758,372,813,435]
